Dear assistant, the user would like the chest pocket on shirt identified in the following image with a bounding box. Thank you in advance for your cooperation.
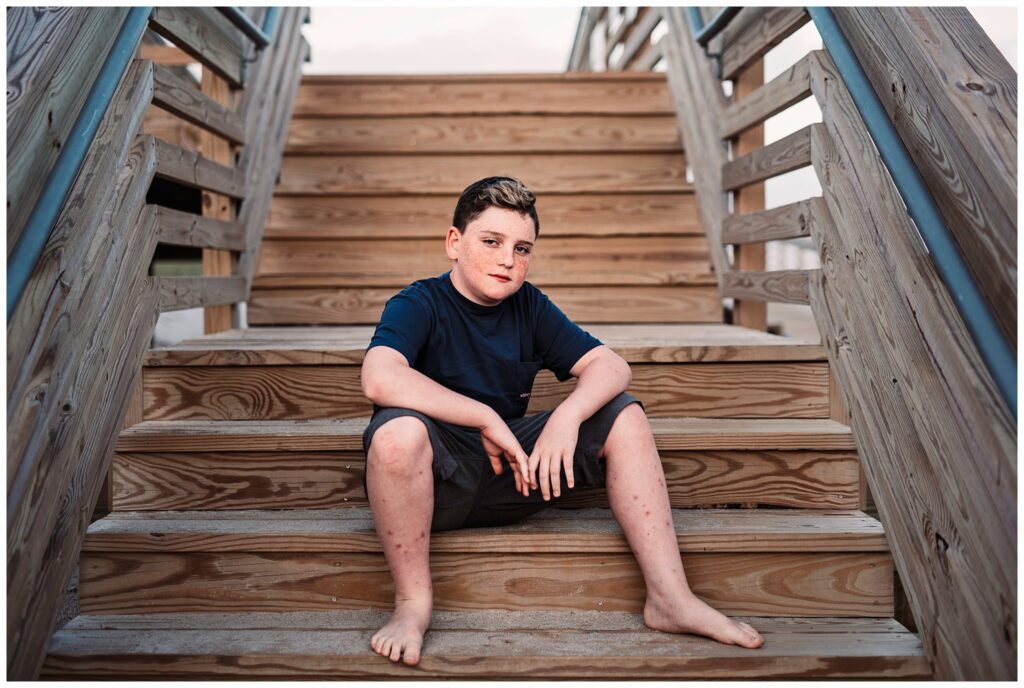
[513,360,543,412]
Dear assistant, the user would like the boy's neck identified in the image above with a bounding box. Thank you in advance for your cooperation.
[448,268,504,308]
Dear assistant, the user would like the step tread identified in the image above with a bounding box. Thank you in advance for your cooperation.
[118,416,854,452]
[84,507,887,553]
[146,323,825,366]
[46,611,929,679]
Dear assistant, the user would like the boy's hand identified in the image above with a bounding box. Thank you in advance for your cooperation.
[479,415,531,496]
[527,409,581,501]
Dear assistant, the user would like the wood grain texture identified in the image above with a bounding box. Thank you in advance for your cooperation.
[832,9,1017,351]
[149,7,245,87]
[153,134,246,198]
[110,448,861,511]
[721,53,812,139]
[155,205,246,251]
[6,7,129,257]
[247,285,723,325]
[141,362,830,421]
[293,75,674,116]
[808,49,1015,679]
[722,125,812,191]
[254,236,714,287]
[142,103,204,153]
[266,193,702,239]
[115,418,856,453]
[722,270,814,305]
[285,114,681,154]
[6,60,161,674]
[151,62,245,144]
[43,612,929,680]
[155,276,247,311]
[708,7,810,81]
[722,198,819,244]
[78,548,891,617]
[276,152,689,195]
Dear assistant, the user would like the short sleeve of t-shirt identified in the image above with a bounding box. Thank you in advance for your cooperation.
[531,287,603,382]
[367,289,432,366]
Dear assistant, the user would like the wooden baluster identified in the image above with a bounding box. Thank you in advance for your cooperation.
[200,69,238,333]
[730,58,767,330]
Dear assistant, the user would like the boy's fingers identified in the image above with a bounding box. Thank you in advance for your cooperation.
[551,455,562,498]
[488,454,503,475]
[564,455,575,490]
[517,451,531,496]
[539,454,551,501]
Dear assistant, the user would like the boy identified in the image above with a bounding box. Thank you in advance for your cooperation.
[360,177,764,666]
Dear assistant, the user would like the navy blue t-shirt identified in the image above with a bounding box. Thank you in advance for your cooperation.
[367,270,602,420]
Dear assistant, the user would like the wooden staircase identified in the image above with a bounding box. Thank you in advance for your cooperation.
[44,72,929,679]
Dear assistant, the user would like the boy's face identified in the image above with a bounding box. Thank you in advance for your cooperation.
[445,206,536,307]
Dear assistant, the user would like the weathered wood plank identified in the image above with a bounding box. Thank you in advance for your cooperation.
[139,44,196,66]
[111,448,861,511]
[293,75,674,116]
[152,135,246,198]
[721,124,812,191]
[285,114,681,154]
[266,193,701,239]
[722,270,814,305]
[115,418,856,453]
[78,549,891,617]
[276,153,690,195]
[6,7,130,258]
[629,35,665,72]
[141,361,830,421]
[660,8,731,292]
[151,62,245,144]
[155,205,246,251]
[721,53,812,139]
[43,612,929,680]
[832,9,1017,350]
[722,198,819,244]
[142,104,204,153]
[155,276,247,311]
[247,285,723,325]
[254,236,714,287]
[807,50,1015,680]
[148,7,245,87]
[6,58,160,676]
[610,8,662,72]
[708,7,810,81]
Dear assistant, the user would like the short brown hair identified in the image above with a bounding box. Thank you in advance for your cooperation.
[452,176,540,237]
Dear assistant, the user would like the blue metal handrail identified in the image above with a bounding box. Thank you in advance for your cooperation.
[694,7,741,47]
[219,7,271,49]
[6,7,152,322]
[808,7,1016,417]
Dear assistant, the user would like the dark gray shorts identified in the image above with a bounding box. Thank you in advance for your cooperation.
[362,391,645,532]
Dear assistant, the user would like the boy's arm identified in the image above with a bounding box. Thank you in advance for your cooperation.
[361,345,533,494]
[526,345,633,499]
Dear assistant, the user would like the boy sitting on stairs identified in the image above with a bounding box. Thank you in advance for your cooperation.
[360,176,764,666]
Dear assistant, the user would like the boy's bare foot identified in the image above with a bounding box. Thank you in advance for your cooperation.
[644,591,764,649]
[370,596,433,665]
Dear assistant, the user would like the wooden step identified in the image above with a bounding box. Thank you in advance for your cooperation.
[292,72,674,117]
[247,285,723,325]
[79,508,892,617]
[140,323,830,421]
[265,193,703,240]
[45,610,930,679]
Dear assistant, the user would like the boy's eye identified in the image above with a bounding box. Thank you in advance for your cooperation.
[516,246,531,255]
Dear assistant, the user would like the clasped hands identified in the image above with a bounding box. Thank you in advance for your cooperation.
[480,408,580,500]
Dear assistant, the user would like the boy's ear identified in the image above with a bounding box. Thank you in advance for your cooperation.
[445,226,460,261]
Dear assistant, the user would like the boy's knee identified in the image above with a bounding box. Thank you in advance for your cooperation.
[601,402,649,457]
[368,415,433,474]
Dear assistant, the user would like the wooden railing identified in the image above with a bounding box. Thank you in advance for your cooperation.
[6,7,308,678]
[569,6,1017,680]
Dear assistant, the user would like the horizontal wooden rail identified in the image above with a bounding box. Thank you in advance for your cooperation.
[148,7,246,87]
[155,275,247,310]
[151,62,245,144]
[152,135,246,198]
[154,205,246,251]
[721,125,812,191]
[721,53,812,139]
[721,198,819,244]
[707,7,810,80]
[721,269,814,304]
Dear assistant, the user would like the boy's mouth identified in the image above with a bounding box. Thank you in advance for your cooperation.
[490,274,511,283]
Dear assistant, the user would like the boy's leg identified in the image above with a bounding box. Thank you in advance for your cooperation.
[601,402,764,648]
[365,415,434,665]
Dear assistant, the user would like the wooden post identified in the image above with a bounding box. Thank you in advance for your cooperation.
[200,69,238,334]
[730,58,767,330]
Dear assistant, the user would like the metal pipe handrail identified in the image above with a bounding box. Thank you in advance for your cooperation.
[219,7,271,48]
[6,7,152,322]
[808,7,1015,416]
[694,7,741,47]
